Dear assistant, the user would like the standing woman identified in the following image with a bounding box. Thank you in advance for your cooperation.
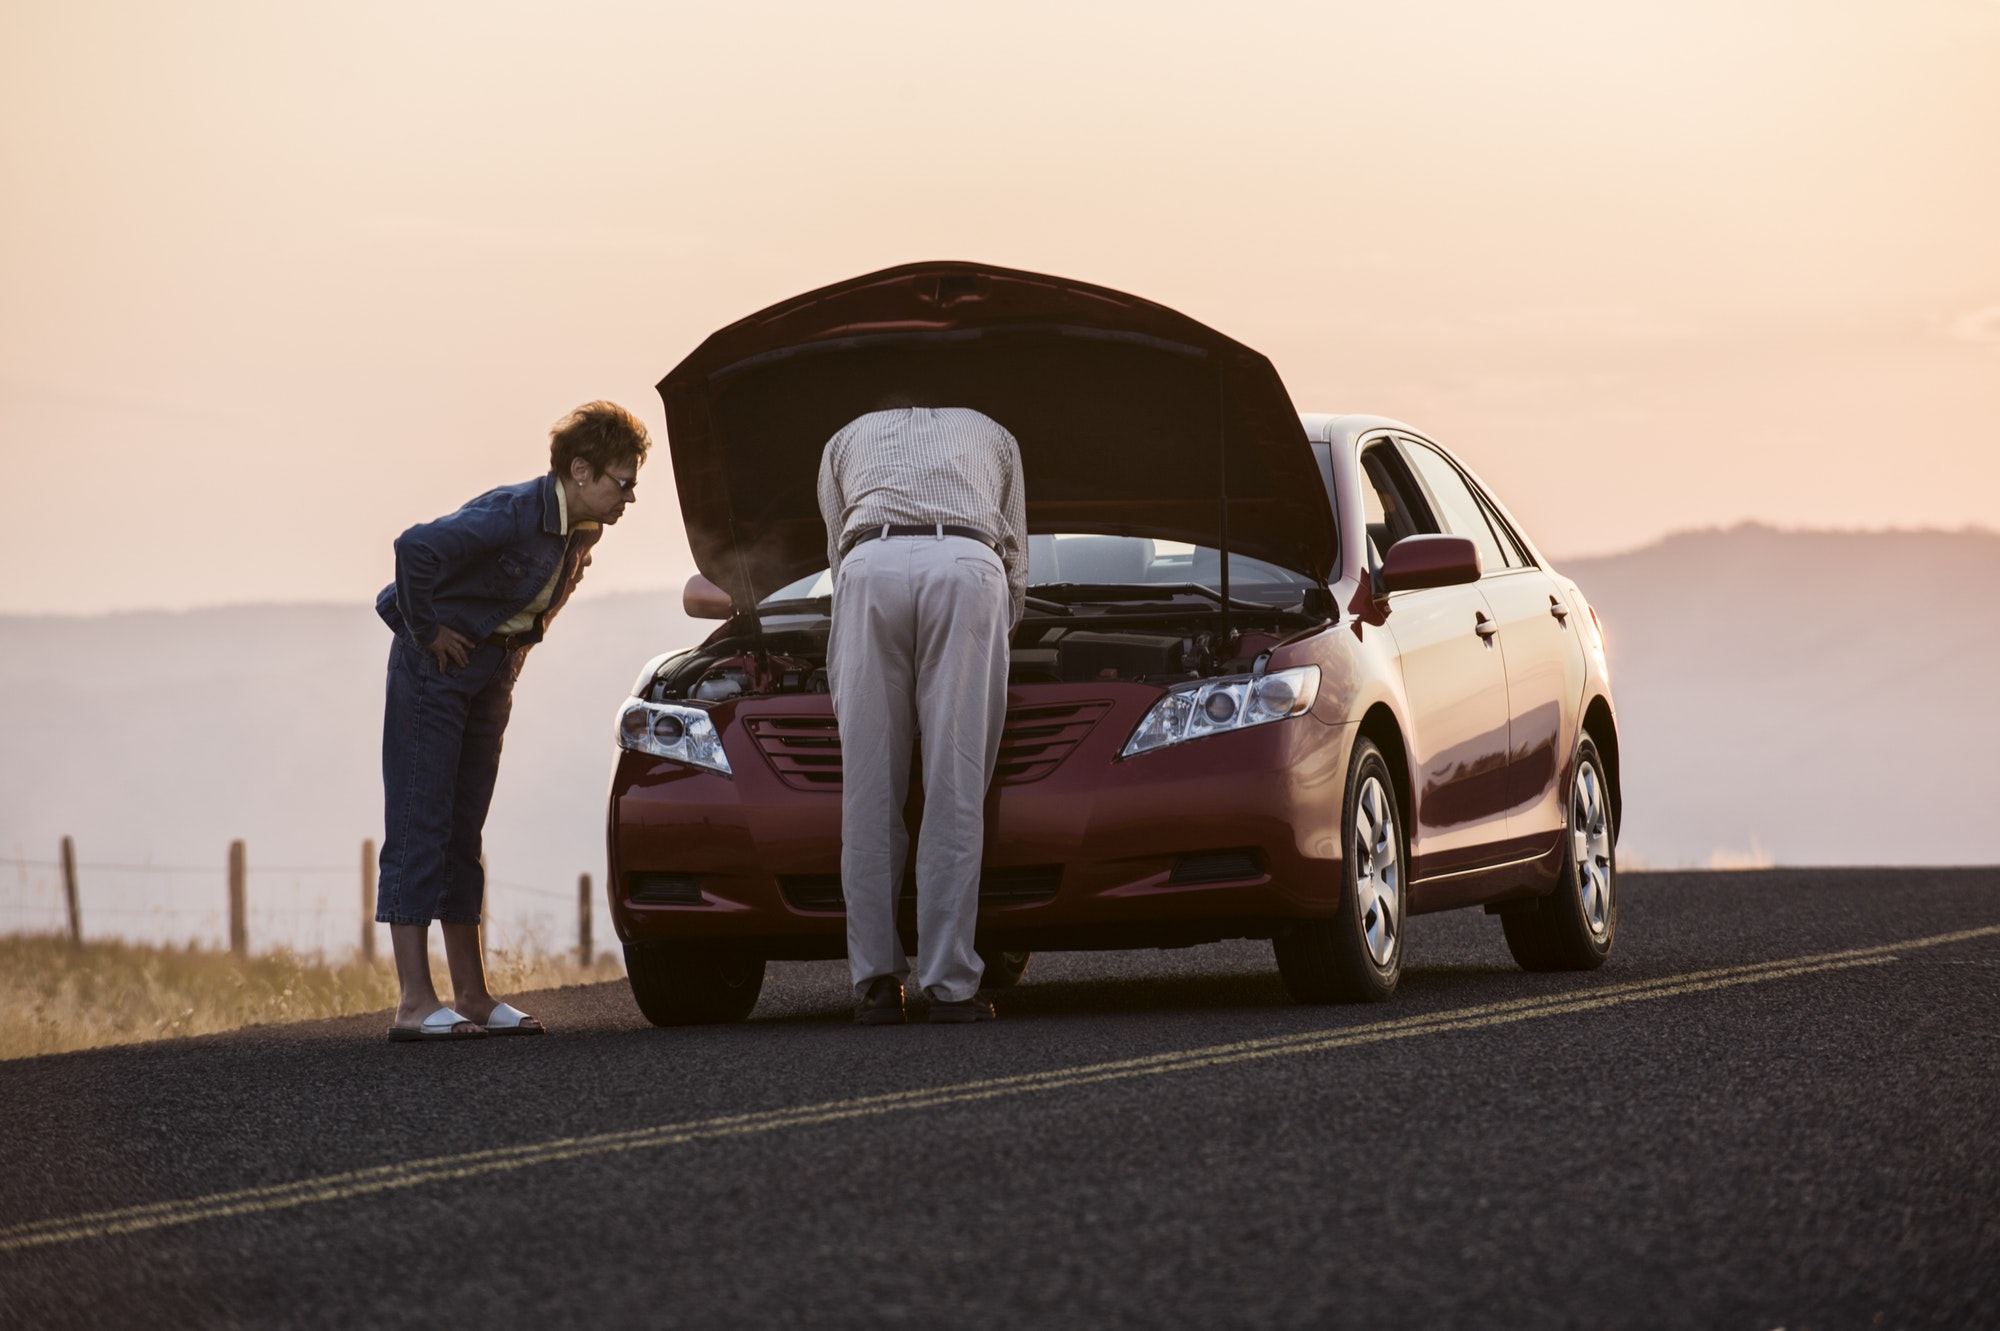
[374,402,648,1041]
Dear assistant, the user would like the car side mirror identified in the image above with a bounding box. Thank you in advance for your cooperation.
[1378,535,1482,594]
[683,573,734,619]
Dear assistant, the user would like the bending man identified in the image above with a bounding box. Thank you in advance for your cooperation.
[818,395,1027,1025]
[374,402,648,1040]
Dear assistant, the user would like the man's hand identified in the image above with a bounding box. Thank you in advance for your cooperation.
[427,626,477,673]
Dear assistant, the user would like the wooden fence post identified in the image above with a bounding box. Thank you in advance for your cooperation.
[60,835,81,946]
[360,838,377,964]
[577,873,593,967]
[228,839,247,956]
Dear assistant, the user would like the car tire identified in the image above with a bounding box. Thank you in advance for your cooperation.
[976,947,1032,990]
[623,941,766,1025]
[1274,737,1406,1004]
[1502,735,1616,972]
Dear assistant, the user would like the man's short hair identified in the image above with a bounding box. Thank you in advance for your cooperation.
[550,401,651,477]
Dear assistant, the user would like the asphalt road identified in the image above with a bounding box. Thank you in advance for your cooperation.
[3,868,1996,1330]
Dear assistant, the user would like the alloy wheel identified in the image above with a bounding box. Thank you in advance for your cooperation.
[1571,759,1614,941]
[1353,775,1401,968]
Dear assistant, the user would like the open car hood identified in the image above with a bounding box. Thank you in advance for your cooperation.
[657,261,1337,608]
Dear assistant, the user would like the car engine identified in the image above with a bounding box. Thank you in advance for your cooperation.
[643,620,1294,703]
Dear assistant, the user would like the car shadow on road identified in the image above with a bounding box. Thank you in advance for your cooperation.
[746,971,1301,1025]
[745,957,1535,1028]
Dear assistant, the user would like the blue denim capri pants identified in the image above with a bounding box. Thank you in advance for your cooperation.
[375,636,520,926]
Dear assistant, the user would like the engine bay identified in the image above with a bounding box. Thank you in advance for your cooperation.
[643,615,1310,704]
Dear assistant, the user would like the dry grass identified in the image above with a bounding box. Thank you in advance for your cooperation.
[0,934,626,1061]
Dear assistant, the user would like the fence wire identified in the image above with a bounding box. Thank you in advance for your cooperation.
[1,848,598,957]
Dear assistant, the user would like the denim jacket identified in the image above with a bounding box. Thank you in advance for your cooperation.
[376,474,601,649]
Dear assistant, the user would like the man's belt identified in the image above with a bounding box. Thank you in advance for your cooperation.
[484,627,537,650]
[841,523,999,557]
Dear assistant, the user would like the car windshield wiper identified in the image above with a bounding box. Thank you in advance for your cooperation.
[1028,583,1294,613]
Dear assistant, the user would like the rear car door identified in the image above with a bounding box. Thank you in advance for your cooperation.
[1361,439,1513,878]
[1400,438,1587,858]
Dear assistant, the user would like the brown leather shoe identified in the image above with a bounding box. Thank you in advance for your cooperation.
[854,975,906,1025]
[924,997,996,1023]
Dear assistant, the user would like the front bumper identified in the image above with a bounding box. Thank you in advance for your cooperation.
[608,682,1356,956]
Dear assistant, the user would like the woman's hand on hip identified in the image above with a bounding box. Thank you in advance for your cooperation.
[427,626,476,673]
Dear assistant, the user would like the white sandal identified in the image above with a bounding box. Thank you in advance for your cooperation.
[481,1002,544,1036]
[387,1006,486,1042]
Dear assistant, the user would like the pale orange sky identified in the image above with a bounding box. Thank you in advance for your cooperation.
[3,0,1996,614]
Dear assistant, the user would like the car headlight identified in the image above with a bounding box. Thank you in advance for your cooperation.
[1121,665,1320,758]
[616,699,732,776]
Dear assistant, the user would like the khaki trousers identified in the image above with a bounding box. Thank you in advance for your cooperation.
[828,534,1011,1003]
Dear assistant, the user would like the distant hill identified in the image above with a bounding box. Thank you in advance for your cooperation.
[1560,524,2000,868]
[0,594,704,954]
[2,526,1994,953]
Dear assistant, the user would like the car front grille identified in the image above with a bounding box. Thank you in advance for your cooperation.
[778,864,1063,914]
[994,703,1113,783]
[776,874,846,912]
[626,872,705,905]
[746,701,1112,793]
[744,716,844,789]
[976,863,1065,905]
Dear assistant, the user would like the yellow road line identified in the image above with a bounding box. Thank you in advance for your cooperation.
[5,924,1995,1253]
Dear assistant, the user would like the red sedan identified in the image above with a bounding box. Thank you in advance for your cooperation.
[609,262,1620,1022]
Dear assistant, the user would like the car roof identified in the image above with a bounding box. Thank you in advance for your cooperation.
[1298,412,1420,445]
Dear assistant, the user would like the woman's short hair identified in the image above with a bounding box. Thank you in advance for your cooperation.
[550,401,652,477]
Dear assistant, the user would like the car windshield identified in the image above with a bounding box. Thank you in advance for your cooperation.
[760,534,1317,607]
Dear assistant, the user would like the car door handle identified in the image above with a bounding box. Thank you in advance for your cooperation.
[1549,595,1570,624]
[1474,612,1498,640]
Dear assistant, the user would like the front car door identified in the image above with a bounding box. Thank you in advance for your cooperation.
[1399,437,1588,862]
[1360,439,1514,883]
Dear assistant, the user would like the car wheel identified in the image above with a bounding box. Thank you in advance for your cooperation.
[1502,735,1616,972]
[1274,737,1405,1004]
[977,947,1032,990]
[623,941,766,1025]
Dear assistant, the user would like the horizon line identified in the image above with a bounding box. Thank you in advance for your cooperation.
[4,520,1996,621]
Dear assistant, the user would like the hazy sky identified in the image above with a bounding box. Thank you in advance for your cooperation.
[3,0,1996,614]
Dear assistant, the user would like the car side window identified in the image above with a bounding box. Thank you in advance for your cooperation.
[1400,440,1508,576]
[1474,491,1532,568]
[1359,443,1432,559]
